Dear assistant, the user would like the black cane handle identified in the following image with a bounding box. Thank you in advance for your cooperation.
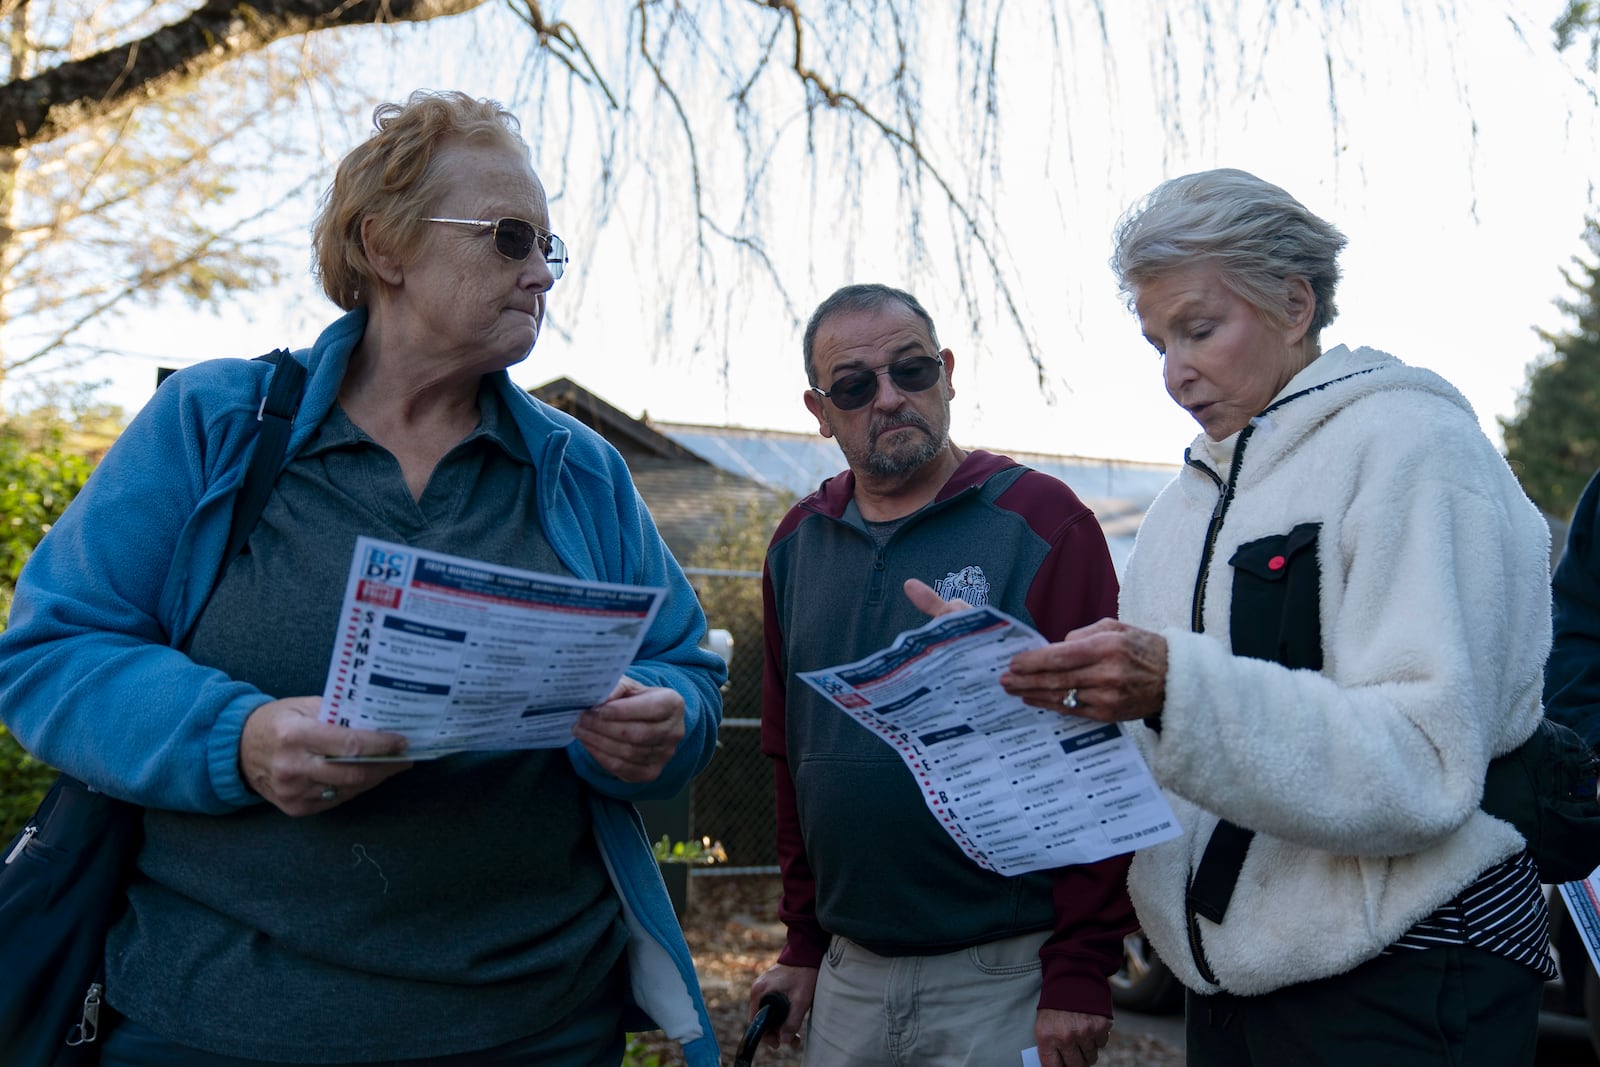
[733,991,792,1066]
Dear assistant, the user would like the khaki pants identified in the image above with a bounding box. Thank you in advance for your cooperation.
[802,930,1047,1067]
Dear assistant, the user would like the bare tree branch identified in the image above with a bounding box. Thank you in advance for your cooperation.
[752,0,1043,381]
[0,0,492,149]
[2,0,1590,422]
[6,183,300,372]
[507,0,620,109]
[636,1,709,271]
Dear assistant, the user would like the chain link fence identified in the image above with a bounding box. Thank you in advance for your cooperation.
[683,567,777,877]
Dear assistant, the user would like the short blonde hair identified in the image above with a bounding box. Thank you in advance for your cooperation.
[312,90,529,309]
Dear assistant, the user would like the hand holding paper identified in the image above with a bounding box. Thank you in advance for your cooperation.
[1001,617,1170,723]
[241,696,410,816]
[573,675,687,783]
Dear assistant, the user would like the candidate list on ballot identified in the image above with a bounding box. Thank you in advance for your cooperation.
[317,536,664,758]
[799,606,1180,876]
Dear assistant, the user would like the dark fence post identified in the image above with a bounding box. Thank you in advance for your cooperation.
[636,791,692,919]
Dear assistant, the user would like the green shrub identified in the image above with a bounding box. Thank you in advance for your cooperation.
[0,403,106,838]
[0,727,53,841]
[621,1035,667,1067]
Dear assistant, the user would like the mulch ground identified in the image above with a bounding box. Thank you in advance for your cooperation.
[633,873,1183,1067]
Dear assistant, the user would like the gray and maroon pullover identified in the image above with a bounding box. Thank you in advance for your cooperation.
[761,449,1135,1017]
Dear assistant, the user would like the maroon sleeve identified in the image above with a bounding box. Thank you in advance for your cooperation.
[998,471,1137,1015]
[1002,475,1120,645]
[1039,854,1137,1013]
[772,758,830,968]
[760,552,830,969]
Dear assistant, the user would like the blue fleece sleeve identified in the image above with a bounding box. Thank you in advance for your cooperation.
[0,367,271,812]
[1547,468,1600,751]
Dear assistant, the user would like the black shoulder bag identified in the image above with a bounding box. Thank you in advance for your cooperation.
[0,349,305,1066]
[1480,717,1600,885]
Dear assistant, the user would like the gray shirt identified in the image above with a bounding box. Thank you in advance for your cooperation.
[106,389,628,1061]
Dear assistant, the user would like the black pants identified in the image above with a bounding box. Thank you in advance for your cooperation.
[1186,945,1545,1067]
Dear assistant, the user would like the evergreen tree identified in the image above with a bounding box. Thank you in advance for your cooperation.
[1502,217,1600,519]
[1555,0,1599,73]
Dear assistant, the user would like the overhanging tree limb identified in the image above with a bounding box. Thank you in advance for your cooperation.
[0,0,492,150]
[754,0,1042,382]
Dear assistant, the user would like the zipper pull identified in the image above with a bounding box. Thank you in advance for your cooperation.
[4,825,36,865]
[66,982,103,1046]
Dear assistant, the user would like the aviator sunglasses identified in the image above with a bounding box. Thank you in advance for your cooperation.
[811,354,944,411]
[423,217,569,279]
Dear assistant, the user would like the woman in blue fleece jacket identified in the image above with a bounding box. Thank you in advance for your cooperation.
[0,90,724,1066]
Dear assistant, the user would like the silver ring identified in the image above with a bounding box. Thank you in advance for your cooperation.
[1063,688,1080,710]
[320,786,338,801]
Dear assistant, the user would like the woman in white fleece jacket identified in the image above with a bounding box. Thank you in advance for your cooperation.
[997,169,1555,1065]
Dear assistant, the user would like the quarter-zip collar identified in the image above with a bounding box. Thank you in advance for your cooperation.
[798,450,1022,608]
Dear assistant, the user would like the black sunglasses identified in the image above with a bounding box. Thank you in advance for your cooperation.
[423,217,569,279]
[811,355,944,411]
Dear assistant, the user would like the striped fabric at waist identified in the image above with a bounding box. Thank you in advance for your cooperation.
[1385,850,1557,979]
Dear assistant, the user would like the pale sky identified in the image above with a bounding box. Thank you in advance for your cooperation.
[8,1,1597,467]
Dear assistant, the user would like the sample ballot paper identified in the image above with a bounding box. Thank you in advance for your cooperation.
[317,536,664,756]
[1559,869,1600,980]
[798,605,1180,876]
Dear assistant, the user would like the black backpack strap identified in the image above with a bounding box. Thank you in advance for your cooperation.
[1187,820,1256,925]
[223,350,306,562]
[1181,516,1325,985]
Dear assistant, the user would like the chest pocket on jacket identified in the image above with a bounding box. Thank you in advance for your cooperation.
[1228,522,1323,671]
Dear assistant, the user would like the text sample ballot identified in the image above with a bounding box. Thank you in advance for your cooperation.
[798,606,1180,875]
[317,536,664,757]
[1559,868,1600,978]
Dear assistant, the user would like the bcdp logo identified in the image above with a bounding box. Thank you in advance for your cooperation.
[363,547,408,582]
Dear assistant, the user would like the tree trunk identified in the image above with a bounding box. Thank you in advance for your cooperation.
[0,0,32,379]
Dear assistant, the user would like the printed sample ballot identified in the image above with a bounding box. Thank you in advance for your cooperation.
[798,605,1181,875]
[317,536,664,756]
[1559,868,1600,978]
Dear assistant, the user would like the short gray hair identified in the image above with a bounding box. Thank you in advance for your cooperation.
[1110,168,1349,335]
[802,284,940,386]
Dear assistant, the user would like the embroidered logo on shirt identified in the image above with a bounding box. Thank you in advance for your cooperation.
[934,565,991,606]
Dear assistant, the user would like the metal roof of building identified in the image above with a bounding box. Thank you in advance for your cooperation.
[524,378,1178,575]
[652,421,1179,574]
